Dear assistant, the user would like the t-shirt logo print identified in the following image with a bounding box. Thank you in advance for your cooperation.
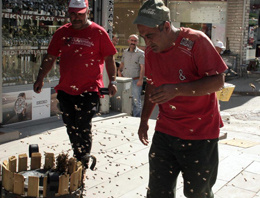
[180,38,194,50]
[141,8,156,15]
[64,37,94,47]
[179,69,186,81]
[70,0,86,7]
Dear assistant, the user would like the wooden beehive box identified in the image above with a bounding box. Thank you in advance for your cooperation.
[1,152,83,198]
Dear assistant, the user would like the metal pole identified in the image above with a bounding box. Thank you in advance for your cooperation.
[93,0,102,25]
[165,0,169,7]
[240,0,246,65]
[99,0,115,114]
[101,0,114,39]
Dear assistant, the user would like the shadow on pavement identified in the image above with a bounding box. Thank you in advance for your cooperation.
[219,95,255,111]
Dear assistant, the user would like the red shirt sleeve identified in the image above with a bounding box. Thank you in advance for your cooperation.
[99,28,117,58]
[47,27,63,57]
[192,33,228,77]
[144,47,153,84]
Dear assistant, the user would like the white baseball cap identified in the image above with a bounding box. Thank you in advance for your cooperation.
[215,40,226,50]
[68,0,88,13]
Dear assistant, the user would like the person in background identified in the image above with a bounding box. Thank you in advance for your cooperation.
[118,34,145,117]
[214,40,226,54]
[215,40,237,77]
[134,0,227,197]
[33,0,117,168]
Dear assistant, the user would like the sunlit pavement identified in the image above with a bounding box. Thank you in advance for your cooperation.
[1,75,260,197]
[1,108,260,198]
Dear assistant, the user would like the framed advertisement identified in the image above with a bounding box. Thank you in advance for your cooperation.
[32,88,51,120]
[2,91,32,124]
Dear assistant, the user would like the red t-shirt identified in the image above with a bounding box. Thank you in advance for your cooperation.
[145,27,228,140]
[48,22,117,95]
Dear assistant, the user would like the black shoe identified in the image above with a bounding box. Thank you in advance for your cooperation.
[81,154,97,170]
[81,154,90,169]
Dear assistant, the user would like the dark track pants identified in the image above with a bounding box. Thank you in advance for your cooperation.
[147,131,219,198]
[57,90,99,161]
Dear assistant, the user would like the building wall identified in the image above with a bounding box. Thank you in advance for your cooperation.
[169,1,227,46]
[0,0,2,123]
[113,0,251,66]
[226,0,250,64]
[113,1,143,46]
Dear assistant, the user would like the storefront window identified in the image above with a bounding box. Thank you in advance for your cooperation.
[2,0,70,87]
[247,0,260,61]
[1,1,98,124]
[169,0,227,45]
[246,0,260,71]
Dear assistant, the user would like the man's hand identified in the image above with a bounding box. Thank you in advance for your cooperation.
[33,53,57,94]
[137,79,143,87]
[149,84,178,104]
[138,121,149,145]
[108,84,117,97]
[33,80,44,93]
[149,74,226,104]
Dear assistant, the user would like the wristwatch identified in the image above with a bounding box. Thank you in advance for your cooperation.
[110,81,117,85]
[14,92,27,121]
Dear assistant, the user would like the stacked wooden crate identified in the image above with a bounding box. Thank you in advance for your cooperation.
[1,153,83,198]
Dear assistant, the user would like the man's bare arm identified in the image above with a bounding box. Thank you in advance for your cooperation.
[138,83,156,145]
[33,54,57,93]
[150,74,225,104]
[104,55,117,96]
[137,64,145,86]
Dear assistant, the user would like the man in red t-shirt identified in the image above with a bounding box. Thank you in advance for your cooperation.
[33,0,117,169]
[133,0,228,197]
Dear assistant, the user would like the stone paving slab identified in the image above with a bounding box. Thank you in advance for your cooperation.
[1,115,260,198]
[216,185,256,198]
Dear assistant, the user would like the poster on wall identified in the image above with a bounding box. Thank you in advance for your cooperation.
[32,88,51,120]
[2,91,32,124]
[181,23,212,39]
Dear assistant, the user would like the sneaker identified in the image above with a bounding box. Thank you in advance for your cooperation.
[81,154,90,169]
[81,154,97,170]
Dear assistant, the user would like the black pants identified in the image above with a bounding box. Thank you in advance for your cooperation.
[147,131,219,198]
[57,91,99,161]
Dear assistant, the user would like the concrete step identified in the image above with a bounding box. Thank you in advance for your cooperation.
[0,112,127,145]
[0,128,19,144]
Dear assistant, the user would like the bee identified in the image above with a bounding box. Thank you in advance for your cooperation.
[249,83,256,90]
